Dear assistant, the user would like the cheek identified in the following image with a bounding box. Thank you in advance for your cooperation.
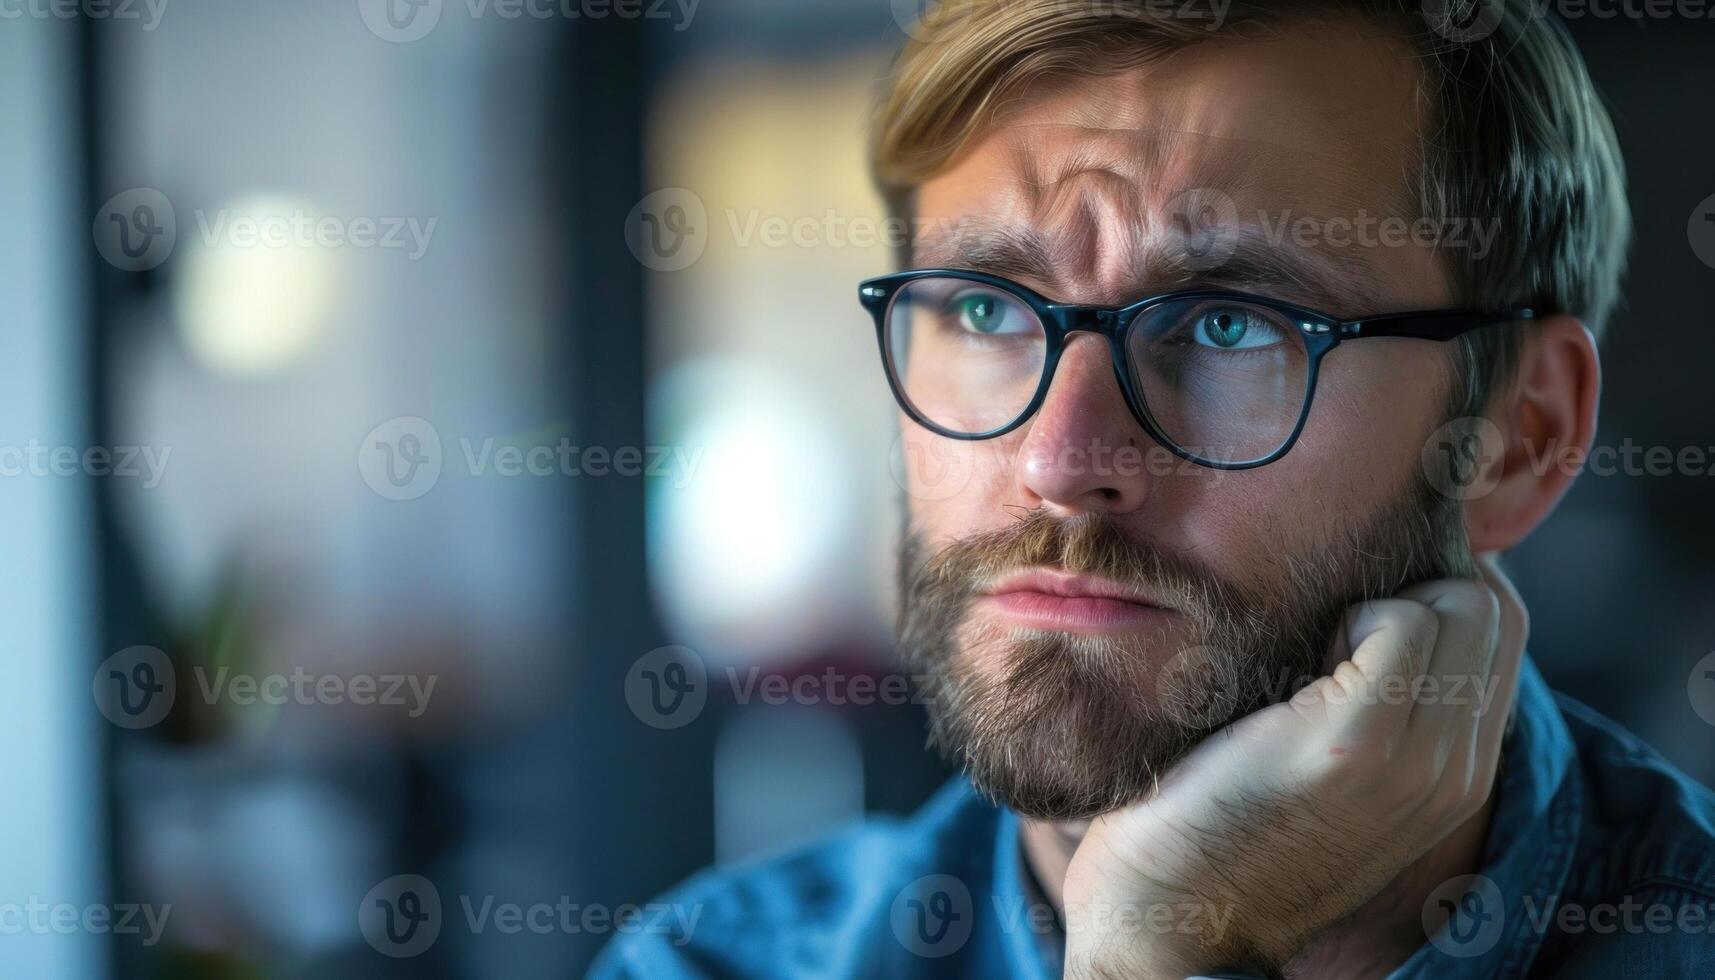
[899,422,1019,549]
[1273,344,1451,506]
[1148,348,1452,578]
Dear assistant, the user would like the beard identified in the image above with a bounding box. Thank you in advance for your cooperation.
[896,475,1476,821]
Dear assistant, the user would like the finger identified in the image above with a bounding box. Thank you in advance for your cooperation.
[1392,579,1501,735]
[1308,597,1440,737]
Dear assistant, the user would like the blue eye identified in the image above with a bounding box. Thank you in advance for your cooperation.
[946,290,1032,336]
[1191,307,1281,350]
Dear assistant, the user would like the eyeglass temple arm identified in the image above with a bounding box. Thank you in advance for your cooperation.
[1340,308,1536,341]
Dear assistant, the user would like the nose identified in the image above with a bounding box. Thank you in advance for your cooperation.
[1012,334,1157,516]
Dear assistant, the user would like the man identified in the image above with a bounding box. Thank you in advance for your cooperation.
[596,2,1715,977]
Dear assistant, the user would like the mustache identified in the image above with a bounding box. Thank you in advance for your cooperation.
[902,509,1258,633]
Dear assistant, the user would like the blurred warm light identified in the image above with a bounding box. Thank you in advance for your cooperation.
[646,56,903,666]
[174,193,337,376]
[649,358,853,662]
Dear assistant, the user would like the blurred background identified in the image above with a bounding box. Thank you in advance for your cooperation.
[2,2,1712,977]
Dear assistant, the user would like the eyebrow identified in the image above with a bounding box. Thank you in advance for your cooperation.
[911,219,1394,317]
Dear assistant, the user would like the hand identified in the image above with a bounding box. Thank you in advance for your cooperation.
[1061,558,1526,979]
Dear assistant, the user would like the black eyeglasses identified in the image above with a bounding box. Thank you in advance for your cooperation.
[859,268,1534,470]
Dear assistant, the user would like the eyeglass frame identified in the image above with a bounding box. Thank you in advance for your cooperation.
[859,267,1535,471]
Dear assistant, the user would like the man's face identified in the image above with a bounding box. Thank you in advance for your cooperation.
[896,23,1480,820]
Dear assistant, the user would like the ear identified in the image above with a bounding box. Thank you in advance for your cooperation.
[1465,315,1600,553]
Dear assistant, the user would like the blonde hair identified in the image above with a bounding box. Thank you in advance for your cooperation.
[870,0,1631,414]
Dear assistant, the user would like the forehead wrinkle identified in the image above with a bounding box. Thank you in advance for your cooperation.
[912,217,1393,315]
[993,117,1412,223]
[1030,163,1144,289]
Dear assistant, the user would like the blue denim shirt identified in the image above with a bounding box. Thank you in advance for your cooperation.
[593,659,1715,978]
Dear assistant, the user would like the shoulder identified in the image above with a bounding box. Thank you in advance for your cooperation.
[1555,692,1715,883]
[589,779,1002,979]
[1532,693,1715,976]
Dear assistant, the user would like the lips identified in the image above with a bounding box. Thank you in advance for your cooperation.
[978,568,1172,634]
